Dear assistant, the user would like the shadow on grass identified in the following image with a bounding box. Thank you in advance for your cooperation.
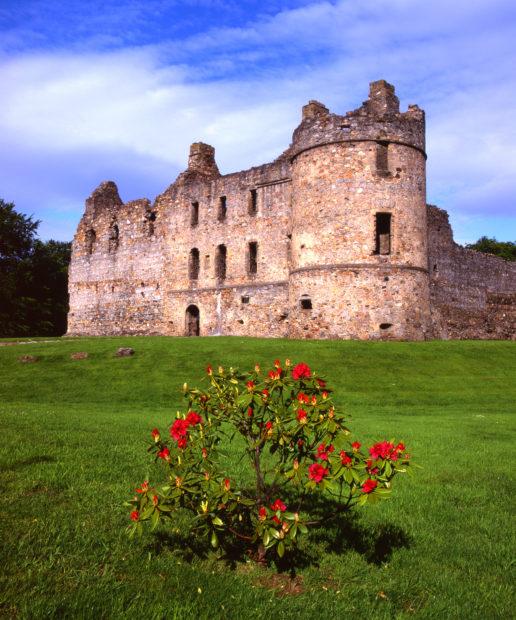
[145,493,412,572]
[7,455,57,470]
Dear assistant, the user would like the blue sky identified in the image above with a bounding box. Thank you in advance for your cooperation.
[1,0,515,243]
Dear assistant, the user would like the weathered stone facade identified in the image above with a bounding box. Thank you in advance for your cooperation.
[67,80,515,340]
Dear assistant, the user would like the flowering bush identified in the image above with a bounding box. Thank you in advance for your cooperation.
[127,359,412,561]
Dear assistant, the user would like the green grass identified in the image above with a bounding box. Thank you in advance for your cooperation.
[0,337,514,619]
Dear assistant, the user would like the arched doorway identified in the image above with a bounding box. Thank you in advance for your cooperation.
[185,305,200,336]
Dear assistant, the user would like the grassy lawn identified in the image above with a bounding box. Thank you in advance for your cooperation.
[0,337,514,619]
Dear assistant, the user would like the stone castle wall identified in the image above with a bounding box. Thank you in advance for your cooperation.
[67,81,515,340]
[427,206,515,339]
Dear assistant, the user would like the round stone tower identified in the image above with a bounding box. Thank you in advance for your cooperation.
[288,80,432,340]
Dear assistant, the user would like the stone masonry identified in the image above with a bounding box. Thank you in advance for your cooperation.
[67,80,515,340]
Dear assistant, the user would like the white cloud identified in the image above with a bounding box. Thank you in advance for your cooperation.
[1,0,515,241]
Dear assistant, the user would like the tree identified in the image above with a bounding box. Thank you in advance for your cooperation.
[465,236,516,261]
[0,199,71,337]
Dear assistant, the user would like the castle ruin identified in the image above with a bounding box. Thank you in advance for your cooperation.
[67,80,515,340]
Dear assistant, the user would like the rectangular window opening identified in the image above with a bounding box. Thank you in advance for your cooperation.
[241,296,250,304]
[216,244,227,281]
[375,212,391,255]
[218,196,227,222]
[190,201,199,227]
[248,189,257,216]
[376,141,389,177]
[189,248,200,280]
[248,241,258,275]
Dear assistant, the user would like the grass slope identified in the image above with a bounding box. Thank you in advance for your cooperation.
[0,337,514,619]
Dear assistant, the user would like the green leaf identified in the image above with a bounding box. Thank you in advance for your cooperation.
[298,523,308,535]
[270,528,281,540]
[263,530,270,546]
[210,530,219,548]
[277,541,285,557]
[150,509,160,531]
[212,516,223,527]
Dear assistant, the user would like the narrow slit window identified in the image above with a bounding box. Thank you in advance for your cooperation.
[248,241,258,275]
[248,189,257,216]
[108,222,119,253]
[85,229,96,255]
[145,211,156,236]
[218,196,227,222]
[215,244,227,281]
[189,248,200,280]
[376,141,389,177]
[375,212,391,255]
[191,201,199,227]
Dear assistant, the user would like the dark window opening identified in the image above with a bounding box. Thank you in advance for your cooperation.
[189,248,200,280]
[249,189,257,216]
[238,319,244,324]
[248,241,258,275]
[376,141,389,177]
[145,211,156,236]
[191,201,199,227]
[215,244,227,281]
[218,196,227,222]
[108,223,119,253]
[85,229,96,255]
[185,305,200,336]
[300,295,312,310]
[375,212,391,255]
[433,263,438,272]
[241,296,250,304]
[379,323,392,330]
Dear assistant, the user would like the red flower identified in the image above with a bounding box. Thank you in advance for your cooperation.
[369,441,396,460]
[308,463,328,483]
[366,459,379,475]
[297,408,307,423]
[151,428,160,442]
[316,378,326,388]
[206,364,213,375]
[202,447,208,459]
[177,437,188,449]
[170,419,189,440]
[351,441,361,451]
[316,443,334,461]
[297,392,310,404]
[268,370,276,379]
[396,442,406,452]
[262,389,269,399]
[265,421,273,430]
[152,495,159,506]
[258,507,267,521]
[272,515,281,524]
[311,395,317,405]
[247,407,253,418]
[135,481,149,493]
[157,447,170,460]
[270,499,287,512]
[274,359,281,368]
[223,478,231,492]
[292,363,311,380]
[186,411,202,426]
[254,364,260,373]
[130,510,140,522]
[322,391,328,399]
[297,439,304,449]
[340,451,352,466]
[246,380,255,391]
[362,479,378,494]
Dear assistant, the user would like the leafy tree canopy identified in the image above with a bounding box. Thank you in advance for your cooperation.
[0,199,71,337]
[465,236,515,261]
